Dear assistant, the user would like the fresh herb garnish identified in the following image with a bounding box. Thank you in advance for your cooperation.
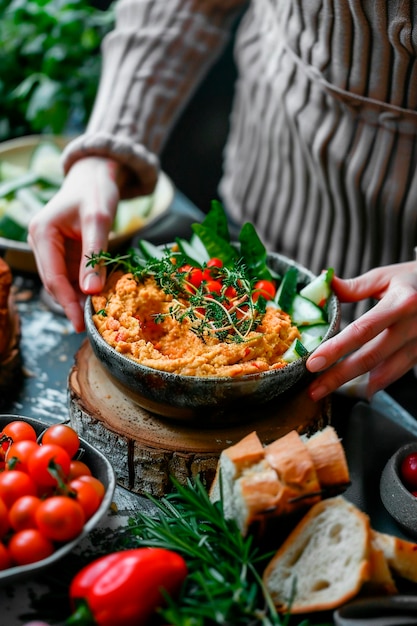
[87,246,269,343]
[112,477,299,626]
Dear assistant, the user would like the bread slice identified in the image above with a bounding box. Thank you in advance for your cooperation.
[363,532,398,595]
[263,497,372,613]
[302,425,350,489]
[209,431,264,522]
[372,529,417,583]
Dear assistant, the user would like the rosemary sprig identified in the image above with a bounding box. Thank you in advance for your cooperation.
[86,249,268,343]
[112,478,330,626]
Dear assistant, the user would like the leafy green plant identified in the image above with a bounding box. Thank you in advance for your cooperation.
[0,0,115,141]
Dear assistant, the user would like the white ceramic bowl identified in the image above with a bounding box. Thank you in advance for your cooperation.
[0,414,116,585]
[85,251,341,424]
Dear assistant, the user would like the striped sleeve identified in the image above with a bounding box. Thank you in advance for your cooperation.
[62,0,244,195]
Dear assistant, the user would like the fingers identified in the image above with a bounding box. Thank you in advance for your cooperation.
[307,304,417,400]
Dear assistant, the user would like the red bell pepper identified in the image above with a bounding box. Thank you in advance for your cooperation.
[66,547,188,626]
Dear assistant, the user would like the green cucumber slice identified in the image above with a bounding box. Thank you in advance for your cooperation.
[299,268,334,306]
[176,237,206,267]
[0,160,26,181]
[282,338,309,363]
[29,141,63,183]
[290,294,326,326]
[137,239,166,261]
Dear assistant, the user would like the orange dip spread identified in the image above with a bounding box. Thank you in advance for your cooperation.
[91,272,300,377]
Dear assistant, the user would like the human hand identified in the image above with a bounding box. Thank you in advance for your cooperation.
[28,157,122,332]
[306,262,417,400]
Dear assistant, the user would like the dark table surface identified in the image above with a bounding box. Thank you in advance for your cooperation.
[0,193,416,624]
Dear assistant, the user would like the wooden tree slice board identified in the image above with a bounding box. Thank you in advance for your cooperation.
[68,339,331,497]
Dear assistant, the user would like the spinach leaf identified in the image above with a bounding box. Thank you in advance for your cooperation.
[191,223,238,267]
[238,222,273,281]
[200,199,230,242]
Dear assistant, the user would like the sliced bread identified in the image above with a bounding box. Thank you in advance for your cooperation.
[372,529,417,583]
[262,496,372,613]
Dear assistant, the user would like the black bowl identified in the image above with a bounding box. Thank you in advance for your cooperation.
[85,252,340,423]
[0,414,116,585]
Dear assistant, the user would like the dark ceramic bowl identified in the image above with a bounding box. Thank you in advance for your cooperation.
[84,252,340,423]
[380,442,417,539]
[0,414,116,585]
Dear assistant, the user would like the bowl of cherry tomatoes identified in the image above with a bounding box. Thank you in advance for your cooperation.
[380,442,417,539]
[0,414,115,584]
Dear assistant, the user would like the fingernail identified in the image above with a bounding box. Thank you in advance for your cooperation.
[309,385,328,401]
[83,273,102,293]
[307,355,327,372]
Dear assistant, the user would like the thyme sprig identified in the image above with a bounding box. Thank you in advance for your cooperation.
[112,477,318,626]
[86,248,268,343]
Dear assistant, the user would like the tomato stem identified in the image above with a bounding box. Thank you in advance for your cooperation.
[66,600,96,625]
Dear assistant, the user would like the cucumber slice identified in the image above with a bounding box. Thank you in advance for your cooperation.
[189,233,210,263]
[137,239,166,261]
[282,338,309,363]
[0,160,26,181]
[175,237,206,267]
[113,196,153,234]
[0,171,40,198]
[299,268,334,306]
[29,141,63,184]
[299,323,330,352]
[275,266,298,312]
[0,197,36,241]
[290,294,326,326]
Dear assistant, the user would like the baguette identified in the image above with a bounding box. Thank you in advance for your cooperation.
[262,496,372,613]
[372,529,417,583]
[210,426,350,535]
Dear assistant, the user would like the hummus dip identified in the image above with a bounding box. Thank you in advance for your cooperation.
[91,271,301,377]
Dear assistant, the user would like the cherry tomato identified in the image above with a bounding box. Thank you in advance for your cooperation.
[35,496,85,542]
[69,479,101,521]
[9,495,42,532]
[400,452,417,490]
[252,279,276,302]
[27,443,71,487]
[0,470,37,508]
[68,460,92,481]
[1,421,37,443]
[206,258,223,269]
[6,440,39,472]
[188,268,204,288]
[0,498,10,538]
[77,475,105,500]
[41,424,80,459]
[0,542,11,570]
[224,285,238,301]
[8,529,54,566]
[205,280,223,296]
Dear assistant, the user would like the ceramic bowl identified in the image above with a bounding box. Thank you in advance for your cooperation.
[380,441,417,539]
[84,252,341,424]
[0,414,116,585]
[0,135,174,273]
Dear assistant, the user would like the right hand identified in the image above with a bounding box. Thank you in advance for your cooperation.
[28,157,123,332]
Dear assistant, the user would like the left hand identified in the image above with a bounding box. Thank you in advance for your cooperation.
[307,261,417,400]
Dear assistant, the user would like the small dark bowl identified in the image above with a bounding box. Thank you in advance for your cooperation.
[0,414,116,585]
[380,442,417,539]
[85,252,340,424]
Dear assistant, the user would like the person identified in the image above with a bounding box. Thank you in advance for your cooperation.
[28,0,417,403]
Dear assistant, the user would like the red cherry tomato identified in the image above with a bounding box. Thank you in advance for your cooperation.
[8,528,54,566]
[188,268,204,288]
[77,475,106,500]
[0,498,10,539]
[41,424,80,459]
[68,460,92,481]
[252,279,276,302]
[206,258,223,269]
[1,421,37,443]
[9,495,42,532]
[27,443,71,487]
[205,280,223,296]
[69,479,102,521]
[0,470,37,508]
[400,452,417,490]
[35,496,85,542]
[6,440,39,472]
